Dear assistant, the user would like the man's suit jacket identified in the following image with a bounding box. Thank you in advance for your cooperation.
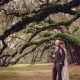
[53,46,65,67]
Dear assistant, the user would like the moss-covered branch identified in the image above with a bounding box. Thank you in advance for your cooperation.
[9,32,80,65]
[56,33,80,47]
[28,13,80,41]
[1,32,80,66]
[0,0,80,41]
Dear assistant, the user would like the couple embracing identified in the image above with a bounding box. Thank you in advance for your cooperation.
[52,40,69,80]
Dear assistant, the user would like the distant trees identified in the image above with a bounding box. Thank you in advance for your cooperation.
[0,0,80,66]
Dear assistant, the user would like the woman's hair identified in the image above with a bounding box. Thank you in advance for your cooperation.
[59,40,65,45]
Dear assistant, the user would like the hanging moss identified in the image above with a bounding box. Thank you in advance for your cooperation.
[25,32,80,48]
[26,28,36,33]
[56,33,80,47]
[25,23,37,33]
[39,31,55,37]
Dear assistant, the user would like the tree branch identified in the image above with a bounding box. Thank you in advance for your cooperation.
[0,0,80,41]
[28,12,80,41]
[0,0,12,7]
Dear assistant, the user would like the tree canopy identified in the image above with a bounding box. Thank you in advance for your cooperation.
[0,0,80,66]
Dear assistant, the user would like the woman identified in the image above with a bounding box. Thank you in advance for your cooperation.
[59,41,69,80]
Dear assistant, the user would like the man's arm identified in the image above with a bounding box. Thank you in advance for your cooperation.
[51,50,55,58]
[52,47,58,58]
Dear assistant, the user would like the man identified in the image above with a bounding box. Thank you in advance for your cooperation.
[52,40,65,80]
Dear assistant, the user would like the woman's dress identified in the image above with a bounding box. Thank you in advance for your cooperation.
[62,48,69,80]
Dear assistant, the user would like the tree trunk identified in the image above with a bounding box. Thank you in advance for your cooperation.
[74,46,80,65]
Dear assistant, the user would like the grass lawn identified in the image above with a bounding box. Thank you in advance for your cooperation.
[0,64,80,80]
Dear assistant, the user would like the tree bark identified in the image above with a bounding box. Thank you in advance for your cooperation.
[75,46,80,65]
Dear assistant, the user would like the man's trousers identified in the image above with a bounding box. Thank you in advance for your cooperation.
[52,65,63,80]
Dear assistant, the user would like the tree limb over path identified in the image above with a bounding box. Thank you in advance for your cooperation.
[0,0,80,66]
[28,12,80,42]
[9,33,80,65]
[0,0,80,40]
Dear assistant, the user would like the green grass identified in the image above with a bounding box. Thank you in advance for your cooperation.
[0,64,53,78]
[0,72,19,78]
[70,73,80,78]
[0,64,53,70]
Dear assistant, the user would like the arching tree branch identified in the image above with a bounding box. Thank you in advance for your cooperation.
[0,0,80,41]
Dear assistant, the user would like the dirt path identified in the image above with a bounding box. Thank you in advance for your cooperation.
[0,64,80,80]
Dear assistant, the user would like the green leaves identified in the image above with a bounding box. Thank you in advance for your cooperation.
[39,31,54,37]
